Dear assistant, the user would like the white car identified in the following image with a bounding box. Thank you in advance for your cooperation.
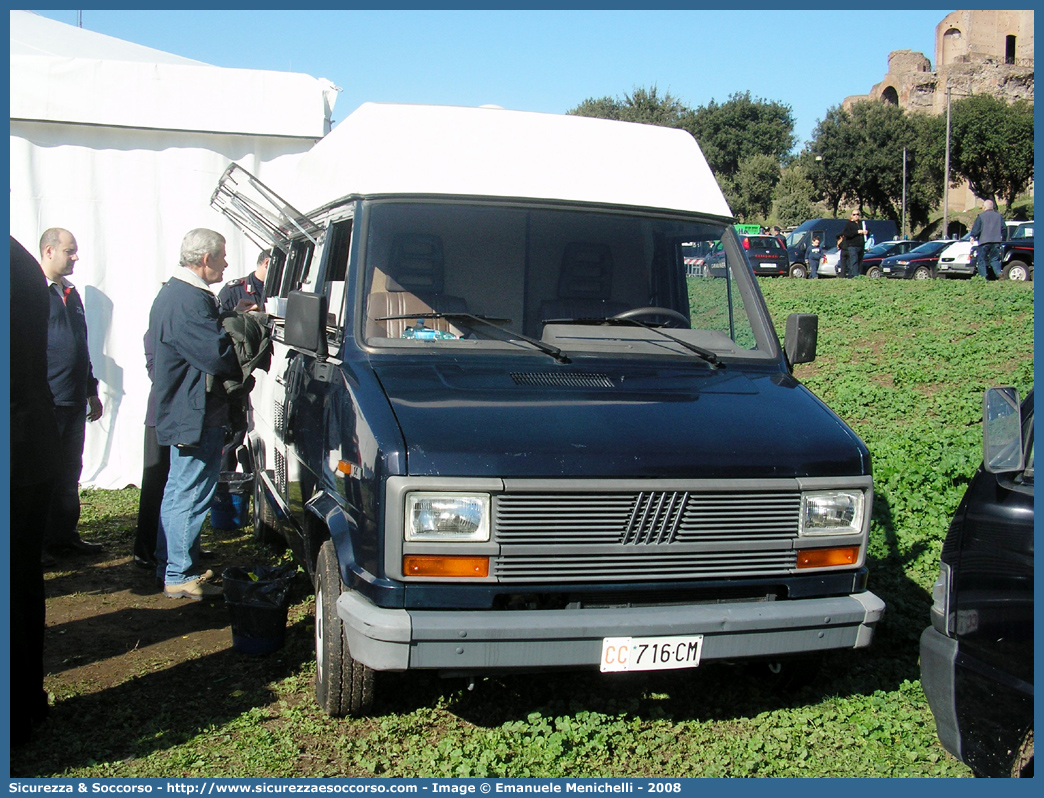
[816,247,842,278]
[936,235,974,279]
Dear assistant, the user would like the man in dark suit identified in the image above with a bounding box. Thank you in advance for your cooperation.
[38,228,105,562]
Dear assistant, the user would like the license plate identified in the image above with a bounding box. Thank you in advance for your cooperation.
[883,267,892,272]
[600,635,704,672]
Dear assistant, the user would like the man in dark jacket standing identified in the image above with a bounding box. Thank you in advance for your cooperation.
[39,228,105,561]
[969,200,1008,280]
[840,210,865,278]
[148,228,240,600]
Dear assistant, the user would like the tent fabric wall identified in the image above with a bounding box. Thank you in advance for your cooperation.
[9,11,338,490]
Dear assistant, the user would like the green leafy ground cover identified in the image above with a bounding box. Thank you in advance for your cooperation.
[13,277,1032,778]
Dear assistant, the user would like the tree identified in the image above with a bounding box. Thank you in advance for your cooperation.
[569,86,688,127]
[805,101,942,229]
[727,154,780,222]
[682,92,795,182]
[949,94,1034,212]
[772,165,817,227]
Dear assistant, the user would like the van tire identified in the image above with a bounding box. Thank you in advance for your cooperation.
[315,540,374,717]
[789,263,807,279]
[253,470,283,548]
[1002,260,1031,281]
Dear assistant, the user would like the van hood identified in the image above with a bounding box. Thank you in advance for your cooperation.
[372,359,868,479]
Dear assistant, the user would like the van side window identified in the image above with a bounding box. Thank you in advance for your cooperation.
[280,239,316,297]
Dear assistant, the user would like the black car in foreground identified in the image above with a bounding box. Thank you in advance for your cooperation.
[920,387,1034,778]
[881,239,955,279]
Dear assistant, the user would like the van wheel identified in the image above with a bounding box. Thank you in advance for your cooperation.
[865,265,883,279]
[315,540,374,717]
[913,265,933,280]
[789,263,807,279]
[1002,260,1031,281]
[253,471,283,547]
[1011,729,1033,778]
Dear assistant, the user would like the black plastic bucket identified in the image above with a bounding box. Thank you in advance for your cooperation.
[211,472,253,530]
[223,565,295,655]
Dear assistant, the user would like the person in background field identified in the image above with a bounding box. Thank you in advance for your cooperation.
[218,248,270,312]
[38,228,105,564]
[840,210,865,278]
[9,237,61,746]
[148,229,240,600]
[806,234,823,280]
[772,226,786,248]
[969,199,1008,280]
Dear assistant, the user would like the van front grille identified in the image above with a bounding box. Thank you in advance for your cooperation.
[493,490,801,582]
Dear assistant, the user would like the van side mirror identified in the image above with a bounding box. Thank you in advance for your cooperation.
[983,386,1023,473]
[284,290,328,359]
[784,313,817,365]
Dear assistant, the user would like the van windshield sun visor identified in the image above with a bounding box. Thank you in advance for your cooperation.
[210,163,322,252]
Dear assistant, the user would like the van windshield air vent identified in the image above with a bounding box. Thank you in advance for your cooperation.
[511,372,615,389]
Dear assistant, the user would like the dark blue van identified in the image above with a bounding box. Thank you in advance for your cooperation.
[213,103,885,716]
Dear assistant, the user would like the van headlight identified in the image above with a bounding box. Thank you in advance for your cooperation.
[405,493,490,542]
[800,490,864,536]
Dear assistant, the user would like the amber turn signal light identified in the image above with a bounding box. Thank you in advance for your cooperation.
[403,555,490,578]
[796,546,860,569]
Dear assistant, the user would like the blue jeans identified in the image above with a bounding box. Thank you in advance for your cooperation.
[976,242,1002,279]
[156,426,225,586]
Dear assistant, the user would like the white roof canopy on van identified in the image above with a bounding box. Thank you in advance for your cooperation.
[289,103,732,218]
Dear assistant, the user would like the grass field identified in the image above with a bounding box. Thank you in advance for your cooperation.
[12,276,1033,778]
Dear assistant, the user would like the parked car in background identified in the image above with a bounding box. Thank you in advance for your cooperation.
[740,234,789,277]
[881,239,955,279]
[860,240,920,278]
[921,386,1034,778]
[968,223,1034,281]
[786,217,898,278]
[936,234,975,279]
[817,247,842,278]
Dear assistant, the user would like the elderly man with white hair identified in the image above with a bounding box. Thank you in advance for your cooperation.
[969,199,1008,280]
[147,228,241,600]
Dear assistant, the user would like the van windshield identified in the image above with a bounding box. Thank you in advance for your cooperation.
[361,201,775,360]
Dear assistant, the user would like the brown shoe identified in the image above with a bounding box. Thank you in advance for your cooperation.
[164,571,221,601]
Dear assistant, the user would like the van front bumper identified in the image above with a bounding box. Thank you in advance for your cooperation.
[337,589,886,672]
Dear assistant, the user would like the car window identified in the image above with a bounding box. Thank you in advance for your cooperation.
[746,236,782,251]
[1011,223,1034,240]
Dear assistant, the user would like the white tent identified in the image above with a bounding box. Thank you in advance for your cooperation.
[9,10,339,489]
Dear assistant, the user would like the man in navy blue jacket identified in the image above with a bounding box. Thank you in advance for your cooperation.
[38,228,105,562]
[148,228,240,600]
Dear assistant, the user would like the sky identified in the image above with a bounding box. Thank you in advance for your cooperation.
[30,8,953,150]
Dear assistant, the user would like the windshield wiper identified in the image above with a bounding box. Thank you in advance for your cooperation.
[544,316,721,368]
[378,312,572,364]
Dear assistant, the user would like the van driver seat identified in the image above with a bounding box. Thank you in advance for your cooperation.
[366,234,468,339]
[539,242,628,324]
